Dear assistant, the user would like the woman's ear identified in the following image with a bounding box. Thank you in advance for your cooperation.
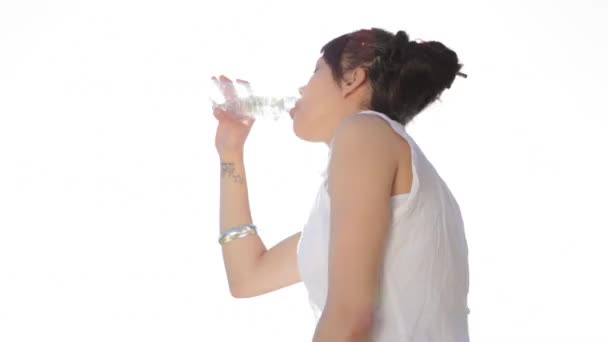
[341,66,368,97]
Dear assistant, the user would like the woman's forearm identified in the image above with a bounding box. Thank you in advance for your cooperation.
[219,153,267,296]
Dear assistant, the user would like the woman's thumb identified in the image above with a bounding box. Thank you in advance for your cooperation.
[241,116,255,126]
[212,107,224,120]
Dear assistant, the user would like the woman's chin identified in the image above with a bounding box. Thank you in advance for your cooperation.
[291,120,301,139]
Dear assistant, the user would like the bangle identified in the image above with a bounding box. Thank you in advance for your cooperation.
[218,224,257,245]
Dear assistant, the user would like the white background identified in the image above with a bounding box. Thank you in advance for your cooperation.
[1,0,607,341]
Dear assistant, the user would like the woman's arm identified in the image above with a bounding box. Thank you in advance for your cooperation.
[219,153,301,298]
[313,115,397,341]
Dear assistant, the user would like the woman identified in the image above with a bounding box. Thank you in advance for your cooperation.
[213,27,470,342]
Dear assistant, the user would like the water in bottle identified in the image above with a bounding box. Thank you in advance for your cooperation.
[209,77,298,122]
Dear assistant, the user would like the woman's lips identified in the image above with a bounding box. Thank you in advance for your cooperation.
[289,102,299,119]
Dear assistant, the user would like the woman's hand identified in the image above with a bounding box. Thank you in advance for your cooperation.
[211,75,256,158]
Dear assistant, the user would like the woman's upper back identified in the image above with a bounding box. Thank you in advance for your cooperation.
[297,110,470,342]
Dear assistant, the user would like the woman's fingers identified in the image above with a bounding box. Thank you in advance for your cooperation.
[214,105,254,126]
[212,106,223,120]
[211,75,256,125]
[218,75,239,102]
[211,75,236,103]
[211,76,221,89]
[211,75,252,102]
[236,79,253,97]
[213,106,232,120]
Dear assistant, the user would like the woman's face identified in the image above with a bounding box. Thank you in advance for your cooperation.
[290,56,371,145]
[290,57,344,143]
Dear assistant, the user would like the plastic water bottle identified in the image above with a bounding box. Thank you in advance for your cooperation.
[209,78,298,121]
[213,95,298,121]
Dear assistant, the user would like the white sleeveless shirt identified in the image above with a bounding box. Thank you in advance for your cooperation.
[297,110,470,342]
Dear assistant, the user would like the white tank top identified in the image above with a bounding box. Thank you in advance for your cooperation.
[297,110,471,342]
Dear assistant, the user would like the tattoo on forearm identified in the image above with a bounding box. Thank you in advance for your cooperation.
[221,162,245,184]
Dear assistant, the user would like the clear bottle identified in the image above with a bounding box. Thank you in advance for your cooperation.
[213,95,298,121]
[209,77,298,121]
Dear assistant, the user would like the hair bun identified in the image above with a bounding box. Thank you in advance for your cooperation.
[391,30,410,47]
[377,30,411,70]
[414,41,462,89]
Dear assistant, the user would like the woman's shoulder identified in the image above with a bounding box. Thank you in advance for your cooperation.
[349,111,413,156]
[334,112,397,148]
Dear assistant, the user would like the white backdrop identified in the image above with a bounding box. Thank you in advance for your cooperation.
[1,0,607,341]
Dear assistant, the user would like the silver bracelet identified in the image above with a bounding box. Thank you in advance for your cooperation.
[218,224,257,245]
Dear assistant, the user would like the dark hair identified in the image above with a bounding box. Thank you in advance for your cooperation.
[320,28,465,125]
